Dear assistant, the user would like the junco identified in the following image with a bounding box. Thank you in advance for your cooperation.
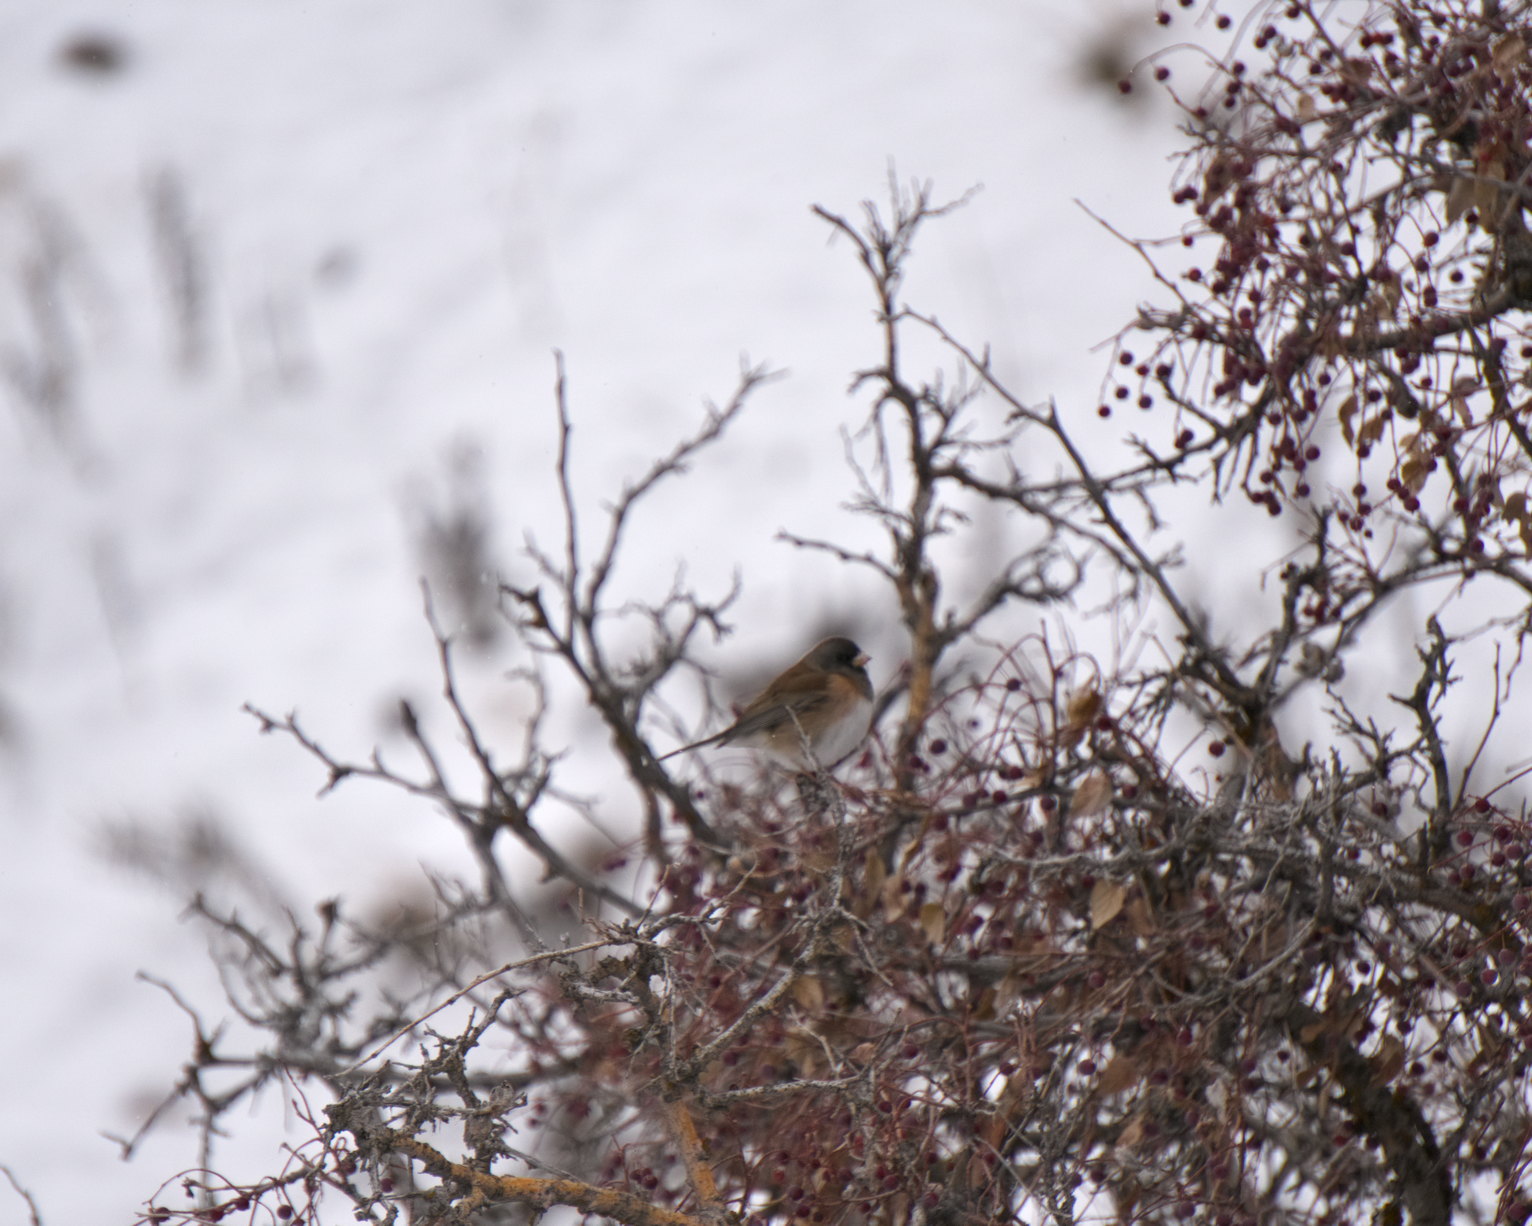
[660,636,874,771]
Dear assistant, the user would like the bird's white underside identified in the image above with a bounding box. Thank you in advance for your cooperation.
[739,696,874,770]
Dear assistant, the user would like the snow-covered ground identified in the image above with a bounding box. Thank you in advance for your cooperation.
[1,1,1197,1218]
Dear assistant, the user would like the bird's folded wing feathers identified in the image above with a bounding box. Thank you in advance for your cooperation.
[714,689,827,744]
[659,681,832,759]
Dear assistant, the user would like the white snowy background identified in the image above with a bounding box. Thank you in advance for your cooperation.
[0,1,1215,1219]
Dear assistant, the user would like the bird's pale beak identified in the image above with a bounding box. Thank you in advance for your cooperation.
[854,652,870,667]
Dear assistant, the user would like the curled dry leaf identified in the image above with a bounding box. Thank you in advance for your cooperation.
[1295,641,1328,678]
[1503,490,1528,527]
[1450,377,1477,425]
[1398,431,1431,493]
[1338,393,1359,446]
[1357,407,1390,448]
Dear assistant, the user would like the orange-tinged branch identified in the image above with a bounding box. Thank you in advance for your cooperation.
[336,1112,720,1226]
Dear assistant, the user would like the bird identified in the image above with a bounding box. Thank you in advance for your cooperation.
[659,636,874,771]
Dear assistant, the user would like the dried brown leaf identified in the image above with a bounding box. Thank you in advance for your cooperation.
[792,974,826,1014]
[1475,162,1508,220]
[1445,175,1476,225]
[1358,408,1390,448]
[1493,33,1527,72]
[1201,152,1237,206]
[882,867,910,923]
[1338,393,1359,447]
[1097,1053,1142,1095]
[1400,440,1430,494]
[1371,1035,1406,1083]
[1367,274,1401,323]
[1450,378,1477,425]
[785,1027,820,1078]
[1070,768,1114,819]
[919,900,947,945]
[858,846,886,917]
[1090,879,1128,930]
[1064,685,1104,736]
[1126,896,1157,937]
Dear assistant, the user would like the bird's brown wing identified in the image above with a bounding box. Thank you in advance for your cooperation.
[658,657,852,760]
[714,673,833,745]
[657,679,826,760]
